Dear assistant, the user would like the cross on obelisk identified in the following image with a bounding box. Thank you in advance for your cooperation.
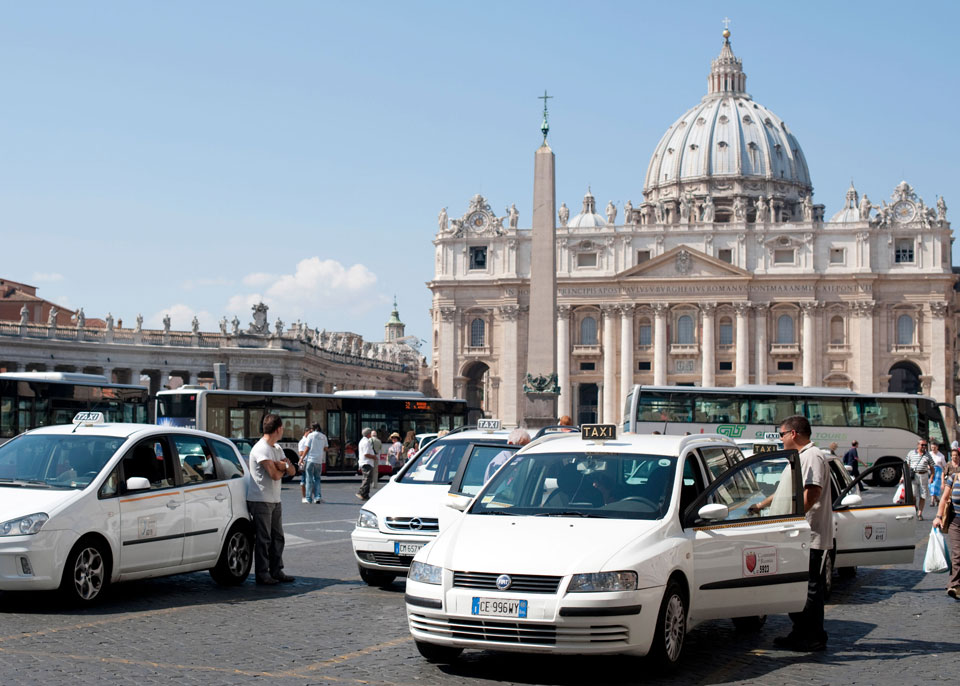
[722,17,731,29]
[538,90,553,142]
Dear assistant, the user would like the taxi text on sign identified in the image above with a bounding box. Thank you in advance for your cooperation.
[581,424,616,440]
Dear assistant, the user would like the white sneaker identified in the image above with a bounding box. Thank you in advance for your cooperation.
[301,497,309,504]
[314,498,324,504]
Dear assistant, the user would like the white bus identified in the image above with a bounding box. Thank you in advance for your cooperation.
[155,387,467,475]
[622,384,950,487]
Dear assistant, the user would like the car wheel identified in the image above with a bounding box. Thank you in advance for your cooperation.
[210,524,253,585]
[876,462,901,487]
[732,615,767,632]
[61,538,109,604]
[837,566,857,579]
[822,549,835,600]
[359,565,397,587]
[649,580,686,670]
[415,640,462,663]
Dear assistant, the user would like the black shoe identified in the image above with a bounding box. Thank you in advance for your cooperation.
[256,576,279,585]
[274,573,296,583]
[948,587,958,599]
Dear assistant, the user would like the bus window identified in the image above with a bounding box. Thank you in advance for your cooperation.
[804,398,848,427]
[862,398,917,433]
[229,409,246,438]
[747,396,803,425]
[1,396,13,437]
[694,396,745,423]
[637,392,693,422]
[919,398,947,444]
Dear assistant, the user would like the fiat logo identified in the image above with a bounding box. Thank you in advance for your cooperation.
[496,574,512,590]
[409,518,423,531]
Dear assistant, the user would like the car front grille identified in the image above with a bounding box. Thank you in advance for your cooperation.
[453,571,563,594]
[408,614,629,646]
[385,517,439,532]
[357,551,413,567]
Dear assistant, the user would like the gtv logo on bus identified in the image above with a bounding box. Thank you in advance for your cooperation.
[716,425,746,438]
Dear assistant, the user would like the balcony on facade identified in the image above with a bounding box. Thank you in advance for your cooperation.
[669,343,699,356]
[463,345,491,356]
[827,343,851,353]
[572,344,601,356]
[770,343,800,356]
[890,344,921,354]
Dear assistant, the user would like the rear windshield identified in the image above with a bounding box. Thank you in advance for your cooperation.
[0,434,124,490]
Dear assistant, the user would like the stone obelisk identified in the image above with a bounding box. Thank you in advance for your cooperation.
[523,92,559,428]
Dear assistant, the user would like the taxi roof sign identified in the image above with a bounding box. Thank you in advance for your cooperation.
[476,418,501,431]
[581,424,616,441]
[73,412,105,425]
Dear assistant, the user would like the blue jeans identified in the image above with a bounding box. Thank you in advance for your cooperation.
[305,461,323,502]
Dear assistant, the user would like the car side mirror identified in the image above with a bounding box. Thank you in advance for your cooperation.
[445,493,471,512]
[840,493,863,508]
[698,503,729,521]
[125,476,151,491]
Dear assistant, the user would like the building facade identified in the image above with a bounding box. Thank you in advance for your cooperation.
[428,31,957,426]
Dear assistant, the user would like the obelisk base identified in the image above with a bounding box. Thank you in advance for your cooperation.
[522,392,559,430]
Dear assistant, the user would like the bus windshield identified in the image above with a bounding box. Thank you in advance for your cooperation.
[156,393,198,428]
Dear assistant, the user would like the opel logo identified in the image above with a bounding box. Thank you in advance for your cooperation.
[496,574,512,591]
[409,517,423,531]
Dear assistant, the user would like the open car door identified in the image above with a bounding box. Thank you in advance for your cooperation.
[439,443,520,529]
[833,462,916,568]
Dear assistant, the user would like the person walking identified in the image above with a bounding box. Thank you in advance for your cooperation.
[483,428,531,482]
[297,427,311,504]
[370,429,383,491]
[356,428,377,500]
[905,439,935,519]
[929,442,946,508]
[387,432,403,472]
[304,422,327,504]
[843,440,868,492]
[932,463,960,599]
[246,413,296,585]
[402,430,417,457]
[772,415,832,652]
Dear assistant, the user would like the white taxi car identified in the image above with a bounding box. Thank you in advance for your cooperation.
[405,426,813,668]
[352,424,514,586]
[0,413,253,604]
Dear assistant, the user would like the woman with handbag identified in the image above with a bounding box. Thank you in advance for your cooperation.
[932,451,960,598]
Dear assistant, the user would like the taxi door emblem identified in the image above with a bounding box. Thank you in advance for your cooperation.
[745,552,757,573]
[864,526,873,540]
[496,574,512,590]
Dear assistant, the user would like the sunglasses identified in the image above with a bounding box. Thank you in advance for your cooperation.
[778,429,794,438]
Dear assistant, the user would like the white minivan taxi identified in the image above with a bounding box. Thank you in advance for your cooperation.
[405,426,813,669]
[352,423,514,586]
[0,414,253,603]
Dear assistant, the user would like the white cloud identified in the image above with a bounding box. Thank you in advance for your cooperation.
[148,304,216,331]
[181,277,234,291]
[32,272,64,283]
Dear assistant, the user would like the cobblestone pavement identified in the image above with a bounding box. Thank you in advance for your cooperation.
[1,480,958,685]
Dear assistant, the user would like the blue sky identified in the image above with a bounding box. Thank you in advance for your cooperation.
[2,1,957,355]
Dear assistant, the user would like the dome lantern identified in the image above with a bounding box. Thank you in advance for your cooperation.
[708,30,746,96]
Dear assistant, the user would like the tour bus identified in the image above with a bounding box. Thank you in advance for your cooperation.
[622,384,950,486]
[155,387,467,475]
[0,372,149,444]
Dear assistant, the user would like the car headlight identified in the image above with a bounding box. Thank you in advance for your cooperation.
[357,509,378,529]
[408,561,443,585]
[0,513,49,537]
[568,571,638,592]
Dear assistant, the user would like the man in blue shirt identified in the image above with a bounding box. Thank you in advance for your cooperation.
[843,441,868,491]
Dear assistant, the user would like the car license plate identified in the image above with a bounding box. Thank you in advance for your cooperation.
[395,541,424,556]
[471,597,528,618]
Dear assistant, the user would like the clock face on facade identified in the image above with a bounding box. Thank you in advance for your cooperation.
[467,212,488,230]
[893,200,916,223]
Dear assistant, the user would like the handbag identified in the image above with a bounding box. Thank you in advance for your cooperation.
[924,526,949,573]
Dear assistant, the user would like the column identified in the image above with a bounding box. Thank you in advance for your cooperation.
[557,306,572,418]
[498,305,520,426]
[619,304,635,422]
[855,302,875,393]
[734,302,750,386]
[653,303,668,385]
[228,372,241,390]
[754,304,769,385]
[438,306,457,398]
[930,302,948,402]
[101,367,115,384]
[601,306,617,423]
[801,301,817,386]
[700,302,716,387]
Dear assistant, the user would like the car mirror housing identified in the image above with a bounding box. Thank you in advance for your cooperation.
[445,494,471,512]
[125,476,151,491]
[698,503,729,521]
[840,493,863,508]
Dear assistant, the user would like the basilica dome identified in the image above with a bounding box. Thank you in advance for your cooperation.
[643,31,812,206]
[567,188,608,228]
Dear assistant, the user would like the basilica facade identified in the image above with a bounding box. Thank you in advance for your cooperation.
[428,31,957,427]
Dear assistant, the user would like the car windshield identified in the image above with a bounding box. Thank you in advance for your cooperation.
[0,434,124,489]
[399,437,506,485]
[471,452,677,520]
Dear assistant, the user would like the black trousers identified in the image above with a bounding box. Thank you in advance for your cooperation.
[248,500,285,580]
[789,548,827,643]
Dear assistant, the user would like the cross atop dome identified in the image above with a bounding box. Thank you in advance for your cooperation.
[708,23,746,96]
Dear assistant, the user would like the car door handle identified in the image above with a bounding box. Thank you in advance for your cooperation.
[215,493,227,502]
[166,500,181,509]
[895,514,914,520]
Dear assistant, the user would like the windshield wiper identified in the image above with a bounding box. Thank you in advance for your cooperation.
[476,510,518,515]
[24,480,52,488]
[534,511,608,518]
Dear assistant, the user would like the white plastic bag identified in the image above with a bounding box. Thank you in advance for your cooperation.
[893,483,905,505]
[924,527,949,573]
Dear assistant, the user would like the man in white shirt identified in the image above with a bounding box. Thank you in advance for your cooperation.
[297,427,311,503]
[246,413,296,585]
[356,427,377,500]
[905,439,935,518]
[304,423,328,504]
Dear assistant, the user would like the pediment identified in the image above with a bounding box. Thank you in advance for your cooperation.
[619,246,751,279]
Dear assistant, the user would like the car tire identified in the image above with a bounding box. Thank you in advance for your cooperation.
[649,579,686,670]
[837,566,857,579]
[822,549,835,600]
[210,524,253,586]
[732,615,767,632]
[359,565,397,587]
[415,640,462,663]
[60,537,109,605]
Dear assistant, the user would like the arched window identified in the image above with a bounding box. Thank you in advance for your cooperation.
[580,316,598,345]
[677,315,694,344]
[718,317,733,345]
[470,318,485,348]
[776,314,795,344]
[896,315,914,346]
[830,316,844,345]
